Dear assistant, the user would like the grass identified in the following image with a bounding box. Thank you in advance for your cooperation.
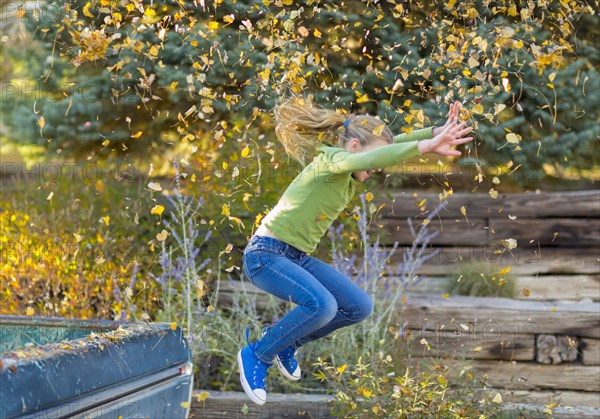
[445,261,516,298]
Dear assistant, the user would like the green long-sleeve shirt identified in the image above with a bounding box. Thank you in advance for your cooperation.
[259,127,433,253]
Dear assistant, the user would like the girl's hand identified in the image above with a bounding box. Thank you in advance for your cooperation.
[419,115,473,157]
[432,101,462,137]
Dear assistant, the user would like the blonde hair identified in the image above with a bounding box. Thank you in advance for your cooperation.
[273,96,393,166]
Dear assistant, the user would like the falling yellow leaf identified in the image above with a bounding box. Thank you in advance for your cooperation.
[102,139,110,147]
[148,182,162,192]
[151,205,164,216]
[83,2,94,18]
[169,322,177,330]
[460,206,468,222]
[472,346,483,352]
[442,293,449,299]
[523,288,531,297]
[131,131,143,139]
[196,391,210,401]
[468,56,479,68]
[180,402,190,409]
[358,387,373,398]
[499,267,511,275]
[221,203,230,217]
[356,93,370,104]
[506,133,521,144]
[298,26,309,37]
[337,364,347,373]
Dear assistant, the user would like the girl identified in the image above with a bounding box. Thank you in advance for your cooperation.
[238,98,472,405]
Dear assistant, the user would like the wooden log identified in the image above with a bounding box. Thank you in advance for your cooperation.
[511,275,600,301]
[404,329,535,361]
[442,359,600,392]
[377,190,600,219]
[581,338,600,366]
[399,294,600,338]
[536,335,579,364]
[190,390,336,418]
[489,218,600,248]
[377,216,488,246]
[378,246,600,275]
[465,388,600,408]
[400,275,600,302]
[377,217,600,247]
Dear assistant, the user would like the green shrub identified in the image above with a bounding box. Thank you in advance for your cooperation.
[312,353,506,418]
[445,261,516,298]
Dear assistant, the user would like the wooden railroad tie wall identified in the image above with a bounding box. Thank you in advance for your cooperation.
[379,190,599,408]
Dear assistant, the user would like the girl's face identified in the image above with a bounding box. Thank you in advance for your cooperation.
[347,138,388,182]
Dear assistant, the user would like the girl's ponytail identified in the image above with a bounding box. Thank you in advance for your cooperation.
[273,96,346,166]
[273,96,395,167]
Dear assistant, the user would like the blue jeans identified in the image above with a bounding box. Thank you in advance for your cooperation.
[242,235,374,364]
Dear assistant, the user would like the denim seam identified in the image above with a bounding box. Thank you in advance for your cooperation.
[255,263,335,361]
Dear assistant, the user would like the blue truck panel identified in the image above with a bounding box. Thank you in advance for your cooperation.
[0,315,193,419]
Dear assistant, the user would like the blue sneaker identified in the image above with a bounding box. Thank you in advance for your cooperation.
[262,326,301,381]
[237,326,272,405]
